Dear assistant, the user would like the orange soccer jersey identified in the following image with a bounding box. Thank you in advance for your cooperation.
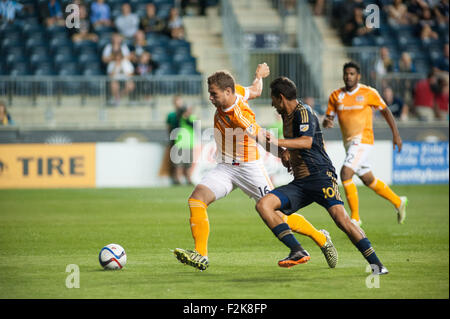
[214,84,261,162]
[326,84,387,145]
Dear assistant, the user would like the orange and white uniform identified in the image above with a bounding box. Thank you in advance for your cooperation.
[214,84,261,163]
[199,84,274,201]
[326,84,387,175]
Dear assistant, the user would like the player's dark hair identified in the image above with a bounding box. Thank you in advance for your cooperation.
[270,77,297,100]
[343,61,361,74]
[207,71,236,93]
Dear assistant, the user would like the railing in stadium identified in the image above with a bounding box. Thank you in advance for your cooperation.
[0,75,203,107]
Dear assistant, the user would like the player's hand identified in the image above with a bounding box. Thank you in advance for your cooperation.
[265,131,277,145]
[255,62,270,79]
[281,149,292,172]
[322,116,334,128]
[393,135,402,152]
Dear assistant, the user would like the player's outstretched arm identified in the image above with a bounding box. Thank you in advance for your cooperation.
[380,108,402,152]
[322,115,334,128]
[247,62,270,100]
[267,133,313,150]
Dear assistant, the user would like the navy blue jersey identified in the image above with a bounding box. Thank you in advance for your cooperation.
[282,101,336,179]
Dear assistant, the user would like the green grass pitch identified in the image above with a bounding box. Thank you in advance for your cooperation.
[0,184,448,299]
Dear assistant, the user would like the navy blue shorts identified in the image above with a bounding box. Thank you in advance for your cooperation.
[270,170,344,215]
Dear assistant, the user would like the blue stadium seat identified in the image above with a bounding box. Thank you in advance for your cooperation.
[151,52,173,64]
[8,62,30,76]
[172,53,195,64]
[30,51,51,67]
[167,39,191,52]
[78,52,100,64]
[33,63,56,76]
[414,58,431,74]
[56,62,80,76]
[6,52,27,64]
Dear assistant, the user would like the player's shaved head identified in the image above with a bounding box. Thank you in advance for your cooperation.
[207,71,236,93]
[270,77,297,100]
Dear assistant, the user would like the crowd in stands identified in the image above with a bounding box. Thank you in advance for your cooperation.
[324,0,449,121]
[1,0,217,104]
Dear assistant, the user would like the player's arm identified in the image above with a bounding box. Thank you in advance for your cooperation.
[247,63,270,100]
[322,93,336,128]
[380,107,403,152]
[269,135,313,150]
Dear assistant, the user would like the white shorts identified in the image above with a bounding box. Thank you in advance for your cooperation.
[343,140,373,176]
[199,159,274,202]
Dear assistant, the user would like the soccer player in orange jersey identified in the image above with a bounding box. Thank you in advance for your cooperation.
[173,63,337,271]
[323,62,407,226]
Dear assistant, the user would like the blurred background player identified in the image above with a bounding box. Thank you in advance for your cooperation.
[173,63,337,271]
[172,103,196,186]
[256,76,387,274]
[323,62,407,226]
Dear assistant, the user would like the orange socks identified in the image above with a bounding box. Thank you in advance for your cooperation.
[188,198,209,257]
[284,213,327,248]
[368,178,402,209]
[343,179,359,221]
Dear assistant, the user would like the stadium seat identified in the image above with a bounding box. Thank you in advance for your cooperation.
[6,52,27,65]
[78,52,100,64]
[172,53,196,65]
[33,63,56,76]
[414,58,431,74]
[8,62,30,76]
[167,39,191,52]
[151,52,173,64]
[56,62,80,76]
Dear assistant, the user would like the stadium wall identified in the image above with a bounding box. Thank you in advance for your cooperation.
[1,140,447,189]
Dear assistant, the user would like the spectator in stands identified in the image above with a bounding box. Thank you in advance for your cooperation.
[406,0,426,25]
[313,0,325,15]
[386,0,410,27]
[40,0,65,27]
[435,75,449,120]
[166,7,185,39]
[90,0,112,28]
[107,51,135,106]
[398,51,416,72]
[433,0,449,26]
[114,2,139,39]
[129,29,149,64]
[140,3,165,34]
[181,0,207,16]
[413,70,440,121]
[374,46,396,76]
[0,0,23,24]
[135,52,158,76]
[382,86,409,121]
[433,42,449,73]
[102,33,131,65]
[71,4,98,43]
[0,101,14,126]
[420,23,439,45]
[341,5,373,45]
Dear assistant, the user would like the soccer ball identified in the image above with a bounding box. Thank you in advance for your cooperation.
[99,243,127,270]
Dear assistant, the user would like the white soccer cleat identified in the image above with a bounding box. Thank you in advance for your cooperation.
[396,196,408,224]
[319,229,338,268]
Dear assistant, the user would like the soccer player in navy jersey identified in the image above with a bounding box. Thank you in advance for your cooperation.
[255,77,388,274]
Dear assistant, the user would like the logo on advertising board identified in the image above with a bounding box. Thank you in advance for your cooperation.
[393,142,449,184]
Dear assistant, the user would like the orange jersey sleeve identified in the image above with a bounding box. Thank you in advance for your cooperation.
[235,84,250,101]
